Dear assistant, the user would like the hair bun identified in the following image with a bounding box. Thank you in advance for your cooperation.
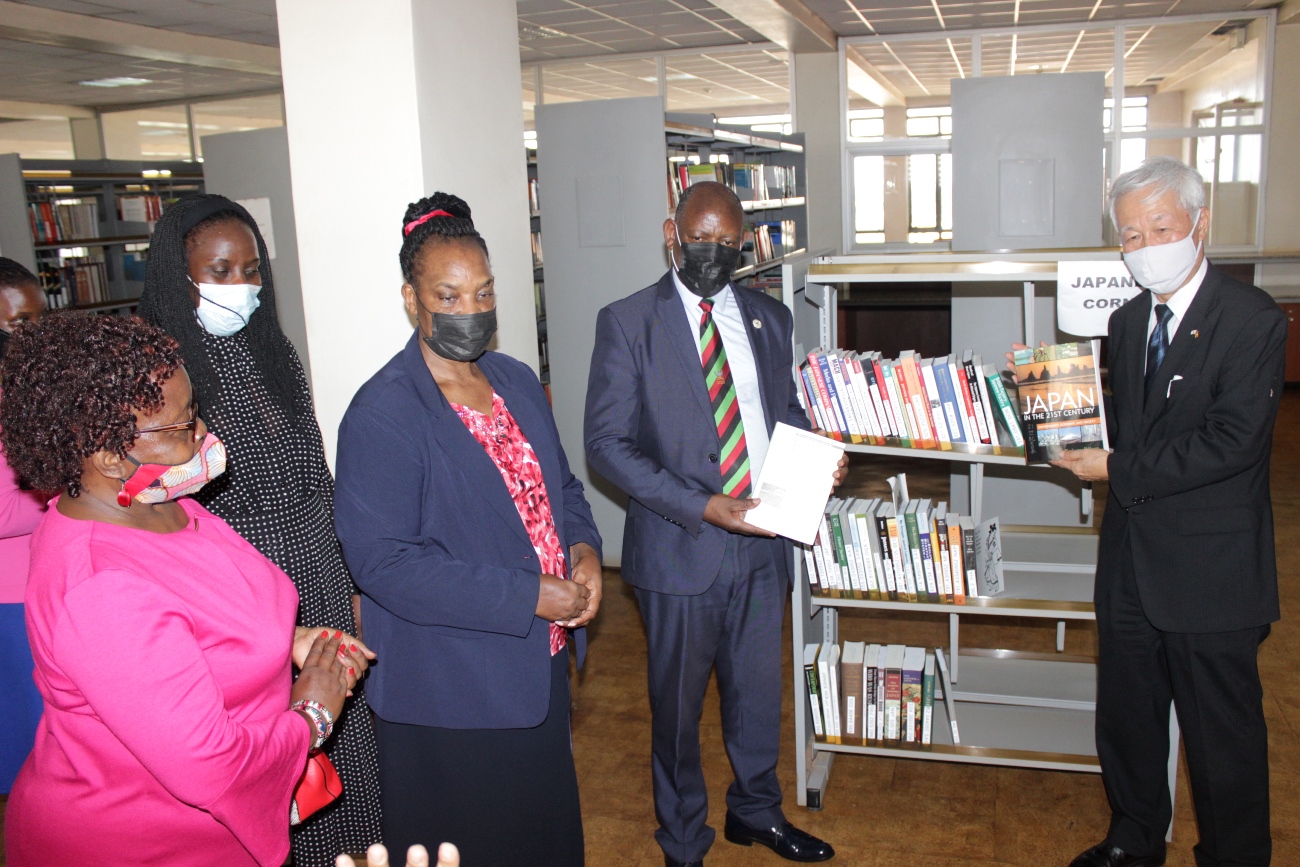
[402,192,473,235]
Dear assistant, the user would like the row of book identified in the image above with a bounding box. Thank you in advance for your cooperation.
[41,258,111,309]
[805,478,1005,603]
[668,161,799,208]
[799,348,1025,452]
[527,178,540,214]
[805,642,958,748]
[118,194,164,224]
[747,219,796,265]
[28,200,101,243]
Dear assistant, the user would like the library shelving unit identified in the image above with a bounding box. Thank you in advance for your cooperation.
[787,252,1181,837]
[1,157,203,314]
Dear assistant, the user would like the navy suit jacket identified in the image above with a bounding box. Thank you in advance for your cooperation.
[334,334,601,729]
[585,271,809,596]
[1099,265,1286,632]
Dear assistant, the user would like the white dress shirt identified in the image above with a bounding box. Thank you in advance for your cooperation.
[673,270,771,482]
[1146,257,1208,365]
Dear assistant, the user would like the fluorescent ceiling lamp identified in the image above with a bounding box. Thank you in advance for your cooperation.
[639,73,698,82]
[717,114,790,125]
[79,76,152,88]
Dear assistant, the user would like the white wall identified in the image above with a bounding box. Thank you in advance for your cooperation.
[793,51,844,254]
[276,0,535,464]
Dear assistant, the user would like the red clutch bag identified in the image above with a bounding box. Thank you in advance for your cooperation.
[290,749,343,825]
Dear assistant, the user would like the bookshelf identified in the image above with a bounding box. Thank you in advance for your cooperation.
[527,153,548,386]
[0,158,203,314]
[787,256,1180,841]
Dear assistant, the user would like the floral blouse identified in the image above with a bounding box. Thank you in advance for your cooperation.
[451,392,569,656]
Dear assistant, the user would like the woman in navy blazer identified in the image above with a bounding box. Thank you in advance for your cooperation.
[334,193,602,867]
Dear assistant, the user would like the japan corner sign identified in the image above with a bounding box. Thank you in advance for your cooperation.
[1056,258,1143,337]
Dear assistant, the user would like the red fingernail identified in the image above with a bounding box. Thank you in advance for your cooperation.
[332,630,342,639]
[350,644,358,653]
[349,667,356,676]
[319,630,329,639]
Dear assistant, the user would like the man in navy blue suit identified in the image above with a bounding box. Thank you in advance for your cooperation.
[586,182,841,867]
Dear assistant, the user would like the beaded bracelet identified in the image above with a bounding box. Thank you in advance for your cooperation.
[291,699,335,750]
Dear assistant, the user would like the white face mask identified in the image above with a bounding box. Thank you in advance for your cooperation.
[1122,209,1203,297]
[192,279,261,336]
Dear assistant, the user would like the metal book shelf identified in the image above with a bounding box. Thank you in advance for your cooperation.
[787,253,1179,837]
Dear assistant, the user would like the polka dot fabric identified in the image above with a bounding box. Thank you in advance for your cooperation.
[195,329,382,866]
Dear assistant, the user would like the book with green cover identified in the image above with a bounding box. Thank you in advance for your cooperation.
[803,644,825,739]
[921,652,936,749]
[982,363,1027,448]
[827,513,857,599]
[903,502,930,603]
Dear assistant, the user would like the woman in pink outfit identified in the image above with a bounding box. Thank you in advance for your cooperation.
[0,312,373,867]
[0,256,48,793]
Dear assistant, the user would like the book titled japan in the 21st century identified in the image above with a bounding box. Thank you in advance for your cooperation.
[1012,340,1109,463]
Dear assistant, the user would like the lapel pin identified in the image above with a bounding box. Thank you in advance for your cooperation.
[1190,329,1199,338]
[752,318,762,329]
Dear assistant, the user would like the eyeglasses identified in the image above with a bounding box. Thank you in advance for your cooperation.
[136,400,200,436]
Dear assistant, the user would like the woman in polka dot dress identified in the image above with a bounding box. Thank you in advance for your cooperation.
[139,195,382,866]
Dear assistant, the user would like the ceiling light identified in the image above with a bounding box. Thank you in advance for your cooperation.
[519,24,567,40]
[79,76,153,88]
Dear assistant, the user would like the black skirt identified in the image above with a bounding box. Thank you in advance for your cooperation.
[374,650,583,867]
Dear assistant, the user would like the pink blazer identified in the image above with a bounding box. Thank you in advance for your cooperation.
[4,497,311,866]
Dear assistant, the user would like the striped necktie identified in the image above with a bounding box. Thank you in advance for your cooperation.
[698,297,752,499]
[1144,302,1173,397]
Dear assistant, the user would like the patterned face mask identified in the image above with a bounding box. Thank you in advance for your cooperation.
[122,432,228,505]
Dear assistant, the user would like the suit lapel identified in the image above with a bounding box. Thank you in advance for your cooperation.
[655,273,715,423]
[403,337,533,547]
[732,286,775,431]
[1139,268,1223,435]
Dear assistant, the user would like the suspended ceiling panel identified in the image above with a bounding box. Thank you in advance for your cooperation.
[517,0,766,61]
[811,0,1268,37]
[11,0,280,46]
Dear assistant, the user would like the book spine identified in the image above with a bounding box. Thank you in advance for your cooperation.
[935,362,967,444]
[972,358,1000,446]
[865,664,877,741]
[962,524,978,599]
[902,668,922,745]
[800,543,819,592]
[812,519,835,595]
[921,658,935,749]
[804,662,825,738]
[900,356,937,448]
[849,358,883,442]
[875,516,898,600]
[831,355,866,442]
[920,362,952,447]
[935,517,954,602]
[843,513,868,598]
[949,358,977,445]
[917,516,940,600]
[904,512,930,603]
[816,354,850,438]
[828,514,859,598]
[884,669,902,743]
[963,359,992,444]
[862,357,893,438]
[947,520,965,605]
[881,363,912,446]
[984,367,1027,447]
[889,516,916,602]
[854,514,881,600]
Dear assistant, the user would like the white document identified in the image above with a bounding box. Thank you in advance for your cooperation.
[744,422,846,544]
[235,196,277,260]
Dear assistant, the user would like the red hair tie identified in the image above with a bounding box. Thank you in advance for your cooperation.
[403,209,456,236]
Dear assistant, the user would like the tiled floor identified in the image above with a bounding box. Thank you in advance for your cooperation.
[3,389,1297,865]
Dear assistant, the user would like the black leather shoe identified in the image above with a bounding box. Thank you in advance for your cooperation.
[723,812,834,862]
[664,857,703,867]
[1069,841,1166,867]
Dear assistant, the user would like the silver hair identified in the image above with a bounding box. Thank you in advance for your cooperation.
[1108,155,1206,228]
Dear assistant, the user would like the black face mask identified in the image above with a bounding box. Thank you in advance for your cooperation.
[422,308,497,362]
[0,328,9,362]
[674,236,743,298]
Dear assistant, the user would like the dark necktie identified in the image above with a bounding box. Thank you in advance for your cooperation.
[1144,303,1174,396]
[698,298,752,499]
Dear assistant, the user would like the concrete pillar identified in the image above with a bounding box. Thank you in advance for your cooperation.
[792,51,844,253]
[276,0,535,462]
[882,106,910,242]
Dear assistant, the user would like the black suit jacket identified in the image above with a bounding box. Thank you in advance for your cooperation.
[584,272,809,596]
[1099,264,1287,633]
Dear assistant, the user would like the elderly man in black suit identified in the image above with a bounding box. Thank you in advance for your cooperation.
[1048,156,1286,867]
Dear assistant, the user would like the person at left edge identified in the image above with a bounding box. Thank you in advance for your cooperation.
[334,192,602,867]
[0,257,48,795]
[138,195,382,865]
